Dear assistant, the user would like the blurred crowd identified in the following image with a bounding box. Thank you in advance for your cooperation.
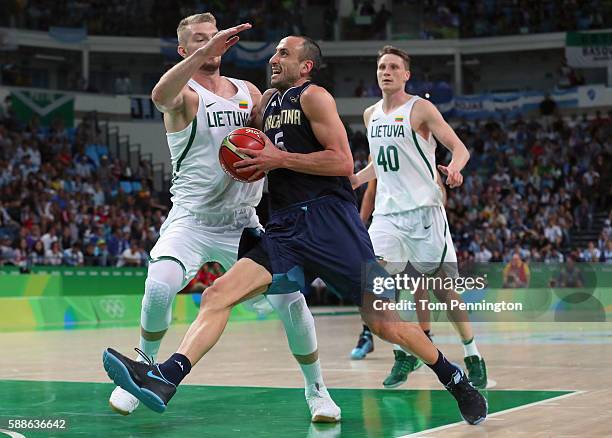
[0,106,167,270]
[0,92,610,272]
[441,112,610,264]
[454,0,609,39]
[2,0,609,41]
[1,0,304,41]
[418,0,609,39]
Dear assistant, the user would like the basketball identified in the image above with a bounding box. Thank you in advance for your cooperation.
[219,127,266,182]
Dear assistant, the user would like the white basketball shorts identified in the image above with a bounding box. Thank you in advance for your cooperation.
[368,206,458,278]
[149,203,260,285]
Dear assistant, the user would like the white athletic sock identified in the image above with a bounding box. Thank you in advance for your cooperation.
[393,344,413,356]
[393,344,402,351]
[462,338,481,358]
[301,359,324,390]
[139,337,162,362]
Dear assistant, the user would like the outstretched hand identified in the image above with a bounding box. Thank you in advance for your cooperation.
[437,164,463,188]
[195,23,252,59]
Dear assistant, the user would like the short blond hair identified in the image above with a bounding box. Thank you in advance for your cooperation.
[177,13,216,45]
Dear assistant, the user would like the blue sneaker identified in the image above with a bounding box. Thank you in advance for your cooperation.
[350,327,374,360]
[102,347,176,413]
[445,366,488,425]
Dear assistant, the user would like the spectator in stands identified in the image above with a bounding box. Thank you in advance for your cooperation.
[598,230,609,253]
[539,94,557,129]
[503,253,530,288]
[60,226,73,251]
[63,242,84,266]
[574,198,593,231]
[117,240,143,267]
[581,241,601,262]
[544,218,563,247]
[373,4,391,39]
[83,242,99,266]
[0,200,17,230]
[29,240,45,266]
[184,265,210,293]
[359,0,376,16]
[0,235,14,265]
[323,3,338,40]
[475,244,492,262]
[41,224,59,252]
[12,237,29,268]
[550,256,583,288]
[546,246,565,264]
[142,229,157,255]
[603,240,612,264]
[183,262,222,293]
[97,240,110,267]
[45,241,63,266]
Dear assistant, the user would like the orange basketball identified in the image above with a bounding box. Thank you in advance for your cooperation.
[219,127,266,183]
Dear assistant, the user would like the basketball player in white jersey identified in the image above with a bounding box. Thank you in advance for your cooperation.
[108,14,340,422]
[350,46,487,389]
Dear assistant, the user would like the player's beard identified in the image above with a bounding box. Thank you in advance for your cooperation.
[272,69,299,93]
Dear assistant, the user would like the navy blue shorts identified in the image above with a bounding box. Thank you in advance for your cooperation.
[239,195,387,305]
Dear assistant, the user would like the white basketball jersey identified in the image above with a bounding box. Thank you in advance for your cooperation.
[367,96,443,215]
[166,78,263,215]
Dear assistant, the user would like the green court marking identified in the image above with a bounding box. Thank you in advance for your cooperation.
[0,380,571,437]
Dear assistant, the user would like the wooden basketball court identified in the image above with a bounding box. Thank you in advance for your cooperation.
[1,310,610,437]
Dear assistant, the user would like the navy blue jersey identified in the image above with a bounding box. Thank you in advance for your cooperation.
[262,81,355,211]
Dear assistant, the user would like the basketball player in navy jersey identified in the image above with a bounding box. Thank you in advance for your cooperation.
[103,35,487,425]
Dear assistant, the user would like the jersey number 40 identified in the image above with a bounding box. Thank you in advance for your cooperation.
[377,145,400,172]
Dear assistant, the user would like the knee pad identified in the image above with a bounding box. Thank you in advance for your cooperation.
[141,260,184,332]
[287,294,315,338]
[267,292,317,355]
[141,277,174,332]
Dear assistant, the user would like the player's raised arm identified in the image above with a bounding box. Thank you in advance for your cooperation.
[151,23,252,113]
[414,99,470,188]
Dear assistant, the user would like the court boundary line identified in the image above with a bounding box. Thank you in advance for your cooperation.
[396,390,585,438]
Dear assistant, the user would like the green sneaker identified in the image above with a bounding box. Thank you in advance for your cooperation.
[464,355,488,389]
[383,350,423,388]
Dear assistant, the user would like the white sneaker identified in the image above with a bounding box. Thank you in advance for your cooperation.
[306,384,341,423]
[109,386,139,415]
